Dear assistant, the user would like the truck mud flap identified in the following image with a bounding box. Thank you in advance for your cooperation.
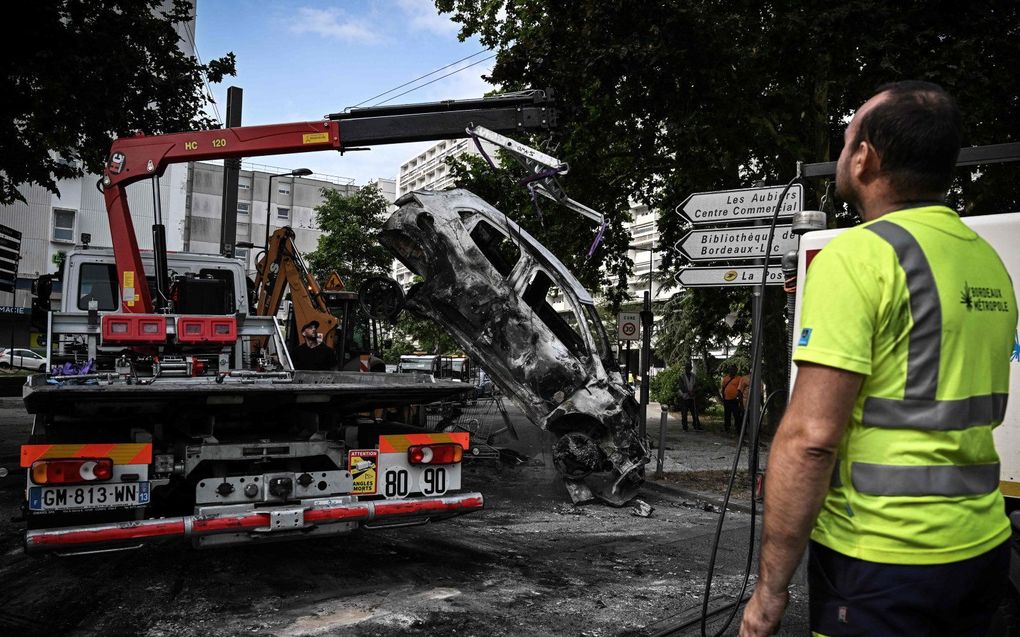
[24,492,484,553]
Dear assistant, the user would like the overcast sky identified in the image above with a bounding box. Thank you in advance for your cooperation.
[193,0,495,185]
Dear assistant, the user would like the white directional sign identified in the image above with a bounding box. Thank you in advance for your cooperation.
[676,266,784,288]
[677,184,803,225]
[676,225,797,262]
[617,312,641,341]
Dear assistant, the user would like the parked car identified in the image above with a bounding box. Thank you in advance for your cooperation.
[0,348,47,371]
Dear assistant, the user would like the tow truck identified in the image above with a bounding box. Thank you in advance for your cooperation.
[17,91,559,552]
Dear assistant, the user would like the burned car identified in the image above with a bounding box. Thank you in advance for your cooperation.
[372,189,649,505]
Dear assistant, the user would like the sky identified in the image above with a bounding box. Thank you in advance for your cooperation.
[192,0,496,185]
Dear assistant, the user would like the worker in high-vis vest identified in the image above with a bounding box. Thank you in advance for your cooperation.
[741,81,1017,637]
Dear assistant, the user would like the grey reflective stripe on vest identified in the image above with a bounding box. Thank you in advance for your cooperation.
[862,393,1009,430]
[850,221,1001,498]
[865,221,940,401]
[852,462,1000,497]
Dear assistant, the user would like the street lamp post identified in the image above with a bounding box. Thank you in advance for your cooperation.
[264,168,313,251]
[628,241,658,440]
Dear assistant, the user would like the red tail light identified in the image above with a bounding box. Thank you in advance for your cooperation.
[31,458,114,485]
[408,443,463,465]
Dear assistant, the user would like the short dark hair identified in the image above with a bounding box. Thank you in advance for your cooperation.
[302,320,319,331]
[853,81,962,197]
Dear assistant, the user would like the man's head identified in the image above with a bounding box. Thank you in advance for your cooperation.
[836,81,961,218]
[685,362,693,374]
[726,364,736,376]
[301,320,319,341]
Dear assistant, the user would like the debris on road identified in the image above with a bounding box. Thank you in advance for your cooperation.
[630,499,654,518]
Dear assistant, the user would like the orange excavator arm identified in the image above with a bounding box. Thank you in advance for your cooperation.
[254,227,340,348]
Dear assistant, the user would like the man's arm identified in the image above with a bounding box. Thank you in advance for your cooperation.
[740,362,863,637]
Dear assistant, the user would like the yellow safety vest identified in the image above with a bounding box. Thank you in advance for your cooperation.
[794,205,1016,564]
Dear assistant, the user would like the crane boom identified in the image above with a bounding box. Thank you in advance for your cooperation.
[101,91,557,313]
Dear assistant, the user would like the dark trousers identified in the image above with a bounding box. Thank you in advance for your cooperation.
[808,540,1009,636]
[679,398,700,430]
[722,398,743,431]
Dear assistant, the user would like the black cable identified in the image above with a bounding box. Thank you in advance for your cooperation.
[352,49,491,108]
[372,54,496,106]
[644,179,799,637]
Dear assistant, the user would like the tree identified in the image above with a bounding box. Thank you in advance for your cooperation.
[0,0,236,204]
[306,184,393,292]
[435,0,1020,426]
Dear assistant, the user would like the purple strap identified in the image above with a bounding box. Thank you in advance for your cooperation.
[587,219,608,259]
[518,166,564,225]
[470,133,499,171]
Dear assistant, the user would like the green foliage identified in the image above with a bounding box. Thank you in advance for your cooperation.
[1,0,236,204]
[651,363,716,413]
[650,366,681,406]
[387,310,461,357]
[306,184,393,292]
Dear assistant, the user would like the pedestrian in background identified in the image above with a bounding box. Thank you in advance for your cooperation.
[741,81,1016,637]
[678,362,702,431]
[719,364,741,432]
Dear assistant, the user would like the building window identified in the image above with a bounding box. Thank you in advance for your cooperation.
[237,202,250,215]
[277,207,290,220]
[237,222,250,238]
[278,183,291,195]
[235,247,250,265]
[239,177,251,191]
[52,208,76,243]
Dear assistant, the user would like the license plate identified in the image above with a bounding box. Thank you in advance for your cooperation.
[29,482,150,511]
[378,452,461,499]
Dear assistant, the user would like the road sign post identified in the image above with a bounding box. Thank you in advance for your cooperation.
[677,184,803,225]
[618,312,640,341]
[675,265,784,287]
[676,225,797,262]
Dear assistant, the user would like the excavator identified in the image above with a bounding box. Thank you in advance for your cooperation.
[248,226,382,372]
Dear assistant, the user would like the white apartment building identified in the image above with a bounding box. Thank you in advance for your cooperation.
[185,162,358,276]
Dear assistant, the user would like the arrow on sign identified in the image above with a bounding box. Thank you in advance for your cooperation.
[676,266,785,288]
[676,225,797,262]
[676,184,803,225]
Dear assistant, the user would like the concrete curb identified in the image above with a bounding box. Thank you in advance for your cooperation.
[642,478,758,515]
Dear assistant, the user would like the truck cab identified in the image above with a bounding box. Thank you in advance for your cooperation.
[60,247,249,316]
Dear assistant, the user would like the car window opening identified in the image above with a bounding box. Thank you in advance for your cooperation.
[469,220,521,278]
[522,270,586,356]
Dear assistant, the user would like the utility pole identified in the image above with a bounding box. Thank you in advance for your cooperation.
[219,86,243,258]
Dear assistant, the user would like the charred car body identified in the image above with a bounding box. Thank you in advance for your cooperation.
[375,189,649,505]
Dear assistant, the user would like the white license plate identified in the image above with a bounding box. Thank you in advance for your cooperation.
[29,482,150,511]
[378,452,461,499]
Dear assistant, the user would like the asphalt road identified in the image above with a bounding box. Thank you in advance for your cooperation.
[0,396,809,636]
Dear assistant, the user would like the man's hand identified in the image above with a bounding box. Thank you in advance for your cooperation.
[740,587,788,637]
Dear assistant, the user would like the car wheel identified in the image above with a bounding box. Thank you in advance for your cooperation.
[0,362,9,370]
[38,364,46,372]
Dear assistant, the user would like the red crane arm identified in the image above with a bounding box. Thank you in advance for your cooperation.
[102,121,341,313]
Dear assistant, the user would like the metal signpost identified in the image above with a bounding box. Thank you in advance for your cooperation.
[676,265,784,288]
[676,225,798,262]
[618,311,640,386]
[677,184,803,225]
[0,224,21,295]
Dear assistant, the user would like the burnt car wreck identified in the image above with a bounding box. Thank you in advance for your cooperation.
[373,189,649,505]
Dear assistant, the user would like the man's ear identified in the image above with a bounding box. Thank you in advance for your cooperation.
[854,140,882,183]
